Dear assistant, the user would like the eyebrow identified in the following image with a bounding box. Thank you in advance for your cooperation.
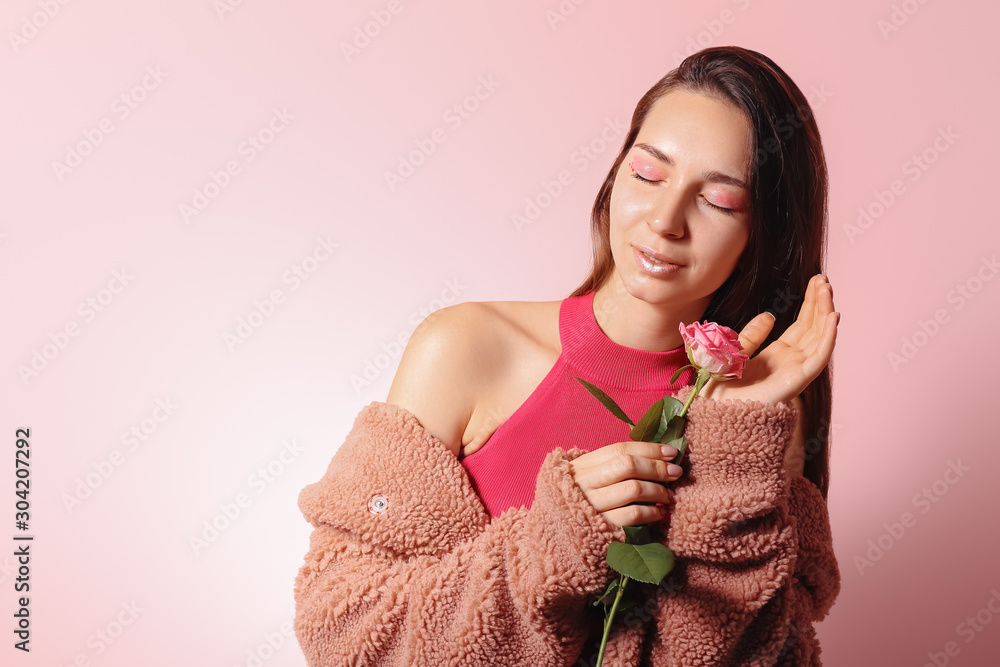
[634,142,748,190]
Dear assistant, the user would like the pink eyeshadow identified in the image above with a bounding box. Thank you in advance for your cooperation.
[629,157,660,179]
[706,189,745,210]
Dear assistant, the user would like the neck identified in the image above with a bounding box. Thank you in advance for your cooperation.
[592,274,711,352]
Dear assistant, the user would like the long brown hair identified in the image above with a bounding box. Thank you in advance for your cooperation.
[570,46,834,499]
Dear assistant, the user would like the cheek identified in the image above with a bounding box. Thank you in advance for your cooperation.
[608,188,621,228]
[726,231,751,267]
[724,227,750,255]
[703,228,749,270]
[608,180,630,226]
[609,178,644,221]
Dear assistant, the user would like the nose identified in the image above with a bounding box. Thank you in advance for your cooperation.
[648,184,687,238]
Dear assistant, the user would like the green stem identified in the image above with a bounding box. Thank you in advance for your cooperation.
[680,368,710,418]
[596,575,629,667]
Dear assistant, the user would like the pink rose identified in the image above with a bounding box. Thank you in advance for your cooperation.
[678,321,749,381]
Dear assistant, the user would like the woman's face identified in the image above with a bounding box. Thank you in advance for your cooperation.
[608,88,752,315]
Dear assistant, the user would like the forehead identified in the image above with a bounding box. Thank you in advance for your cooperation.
[634,88,752,178]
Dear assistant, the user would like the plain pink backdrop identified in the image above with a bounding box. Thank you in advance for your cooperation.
[2,1,998,665]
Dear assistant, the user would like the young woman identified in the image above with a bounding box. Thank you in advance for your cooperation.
[294,46,841,665]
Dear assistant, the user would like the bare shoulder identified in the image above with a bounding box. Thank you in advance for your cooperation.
[384,301,506,458]
[384,299,560,458]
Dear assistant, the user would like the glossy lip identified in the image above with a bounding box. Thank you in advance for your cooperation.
[632,246,682,276]
[633,244,684,266]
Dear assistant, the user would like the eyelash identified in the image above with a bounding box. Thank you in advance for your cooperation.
[630,172,737,215]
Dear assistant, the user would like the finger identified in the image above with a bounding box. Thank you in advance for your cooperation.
[738,311,776,357]
[809,283,835,346]
[799,310,840,381]
[576,439,676,468]
[780,274,826,347]
[589,479,673,515]
[783,274,822,344]
[602,503,669,528]
[797,280,836,356]
[577,451,683,494]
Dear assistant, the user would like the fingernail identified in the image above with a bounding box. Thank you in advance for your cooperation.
[667,464,683,476]
[661,445,678,458]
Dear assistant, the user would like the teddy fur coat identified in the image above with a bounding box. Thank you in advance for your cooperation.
[293,386,840,665]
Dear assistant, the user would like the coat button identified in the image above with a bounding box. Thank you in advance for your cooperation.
[368,494,389,514]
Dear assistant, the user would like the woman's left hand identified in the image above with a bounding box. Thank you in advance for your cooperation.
[700,273,839,406]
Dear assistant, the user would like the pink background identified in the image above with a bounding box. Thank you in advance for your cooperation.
[2,1,998,665]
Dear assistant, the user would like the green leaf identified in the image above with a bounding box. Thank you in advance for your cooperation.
[659,414,686,444]
[665,435,689,465]
[616,593,638,613]
[651,404,669,443]
[592,577,619,606]
[662,396,685,421]
[573,377,634,426]
[629,399,664,442]
[622,525,650,544]
[607,542,675,584]
[670,364,693,384]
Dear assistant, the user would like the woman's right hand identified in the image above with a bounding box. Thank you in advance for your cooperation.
[700,273,839,406]
[568,441,684,528]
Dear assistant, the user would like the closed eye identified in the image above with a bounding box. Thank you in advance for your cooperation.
[630,172,738,215]
[702,197,737,215]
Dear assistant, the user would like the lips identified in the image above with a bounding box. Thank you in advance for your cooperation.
[634,244,683,265]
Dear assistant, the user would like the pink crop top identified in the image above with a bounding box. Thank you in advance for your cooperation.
[459,290,695,518]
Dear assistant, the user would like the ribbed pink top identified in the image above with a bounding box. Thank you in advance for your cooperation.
[459,290,695,519]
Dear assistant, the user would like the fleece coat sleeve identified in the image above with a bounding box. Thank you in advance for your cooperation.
[294,393,842,666]
[633,387,842,667]
[292,400,629,666]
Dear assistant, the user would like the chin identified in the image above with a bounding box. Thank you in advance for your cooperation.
[617,270,678,305]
